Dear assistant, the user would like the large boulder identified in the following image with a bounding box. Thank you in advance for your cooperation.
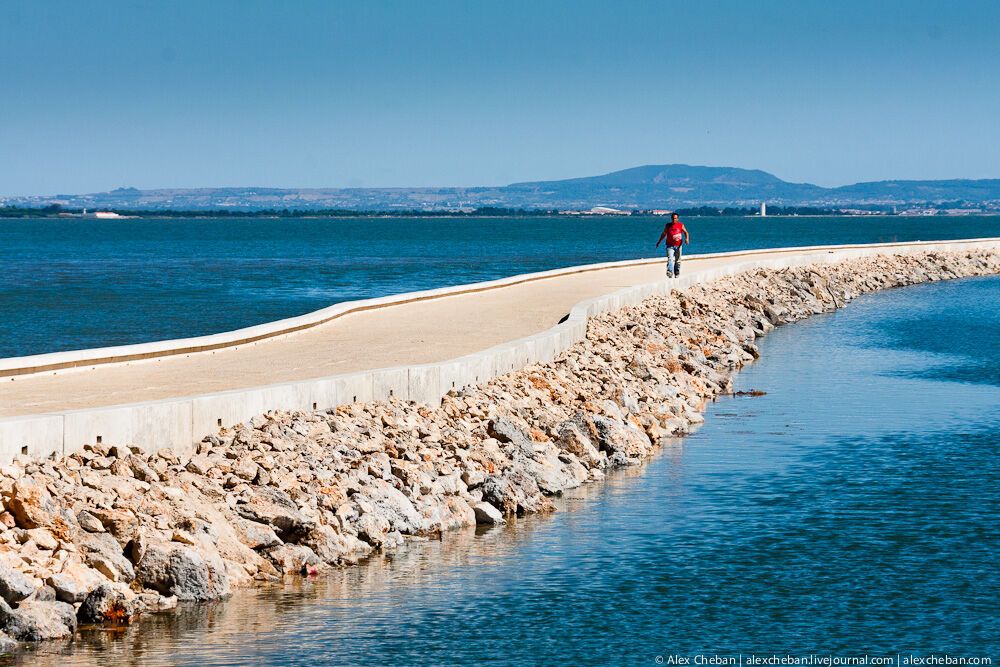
[473,502,505,526]
[77,584,137,626]
[0,561,36,604]
[0,598,76,641]
[235,487,313,539]
[354,512,392,547]
[185,455,213,475]
[263,544,321,575]
[134,544,230,602]
[87,508,139,546]
[353,480,424,535]
[418,495,476,533]
[555,420,604,468]
[6,478,59,529]
[79,532,135,583]
[480,466,552,516]
[127,455,160,483]
[487,417,536,458]
[232,518,282,551]
[232,456,260,481]
[591,415,653,464]
[524,449,584,495]
[46,559,106,604]
[300,524,371,564]
[24,528,59,551]
[76,510,106,533]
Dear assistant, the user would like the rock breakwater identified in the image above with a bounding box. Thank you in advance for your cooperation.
[0,249,997,650]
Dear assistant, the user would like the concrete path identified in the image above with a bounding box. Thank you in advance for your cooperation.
[0,244,969,418]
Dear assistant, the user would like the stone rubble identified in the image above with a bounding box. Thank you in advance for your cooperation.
[0,249,997,650]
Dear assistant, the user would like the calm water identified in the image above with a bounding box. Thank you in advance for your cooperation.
[3,215,1000,358]
[20,276,999,665]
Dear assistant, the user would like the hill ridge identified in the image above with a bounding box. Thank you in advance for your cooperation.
[6,164,1000,211]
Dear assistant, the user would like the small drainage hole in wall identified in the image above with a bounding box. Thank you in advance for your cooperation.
[312,402,317,410]
[217,418,222,427]
[352,395,357,402]
[96,435,103,444]
[20,446,27,456]
[389,389,394,397]
[451,381,456,388]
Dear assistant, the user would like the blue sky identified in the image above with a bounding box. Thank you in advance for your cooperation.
[1,0,998,195]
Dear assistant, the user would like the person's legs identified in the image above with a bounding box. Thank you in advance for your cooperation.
[666,246,676,276]
[673,245,682,277]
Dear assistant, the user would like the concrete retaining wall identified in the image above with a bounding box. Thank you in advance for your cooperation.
[1,239,998,464]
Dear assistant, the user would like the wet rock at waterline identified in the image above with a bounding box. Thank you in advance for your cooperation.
[76,584,138,626]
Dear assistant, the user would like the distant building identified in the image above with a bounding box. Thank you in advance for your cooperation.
[760,202,767,217]
[82,209,132,219]
[588,206,630,215]
[651,209,671,216]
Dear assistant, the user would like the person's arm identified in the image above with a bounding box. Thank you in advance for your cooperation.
[655,224,668,248]
[683,225,691,245]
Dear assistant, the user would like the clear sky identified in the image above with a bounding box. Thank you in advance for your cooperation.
[1,0,998,195]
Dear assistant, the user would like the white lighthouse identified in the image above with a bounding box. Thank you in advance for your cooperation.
[760,202,767,217]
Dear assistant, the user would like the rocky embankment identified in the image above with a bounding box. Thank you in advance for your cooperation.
[0,249,997,650]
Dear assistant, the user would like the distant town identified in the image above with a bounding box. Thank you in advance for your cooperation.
[558,204,994,217]
[1,203,995,219]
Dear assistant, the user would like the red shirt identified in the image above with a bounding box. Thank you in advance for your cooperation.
[666,222,685,247]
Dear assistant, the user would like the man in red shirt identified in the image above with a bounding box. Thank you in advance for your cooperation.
[655,212,690,277]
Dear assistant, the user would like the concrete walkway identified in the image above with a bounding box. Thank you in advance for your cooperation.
[0,243,979,419]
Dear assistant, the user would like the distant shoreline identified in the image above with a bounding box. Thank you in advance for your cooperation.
[2,206,998,220]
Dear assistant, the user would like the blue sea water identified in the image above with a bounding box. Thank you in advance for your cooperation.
[21,275,1000,666]
[2,215,999,358]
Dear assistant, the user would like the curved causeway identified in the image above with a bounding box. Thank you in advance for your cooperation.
[1,239,999,463]
[0,242,998,652]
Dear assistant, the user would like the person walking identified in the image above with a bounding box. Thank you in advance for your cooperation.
[655,212,690,277]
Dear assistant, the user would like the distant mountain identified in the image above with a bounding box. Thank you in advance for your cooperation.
[512,164,788,188]
[506,164,828,208]
[5,165,1000,211]
[828,179,1000,204]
